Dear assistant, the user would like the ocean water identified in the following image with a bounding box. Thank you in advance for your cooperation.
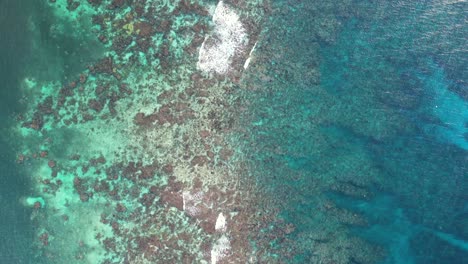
[1,1,37,262]
[0,1,102,263]
[1,0,466,263]
[242,0,467,263]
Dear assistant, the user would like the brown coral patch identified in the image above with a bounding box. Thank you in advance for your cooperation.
[219,147,233,161]
[155,20,172,33]
[91,57,114,75]
[109,0,125,9]
[160,190,184,211]
[88,0,102,6]
[199,130,210,138]
[135,21,154,37]
[88,99,104,113]
[112,35,133,54]
[191,155,208,167]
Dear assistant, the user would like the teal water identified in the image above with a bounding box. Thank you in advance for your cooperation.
[0,1,37,262]
[0,0,466,263]
[0,1,101,262]
[243,0,467,263]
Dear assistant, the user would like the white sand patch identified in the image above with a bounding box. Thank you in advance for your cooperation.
[215,212,226,232]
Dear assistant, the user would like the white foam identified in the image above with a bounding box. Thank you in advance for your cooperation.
[197,1,248,74]
[211,235,230,264]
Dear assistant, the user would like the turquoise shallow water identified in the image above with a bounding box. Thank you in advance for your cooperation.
[1,0,466,263]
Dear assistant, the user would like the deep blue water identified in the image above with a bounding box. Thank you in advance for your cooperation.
[243,0,467,263]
